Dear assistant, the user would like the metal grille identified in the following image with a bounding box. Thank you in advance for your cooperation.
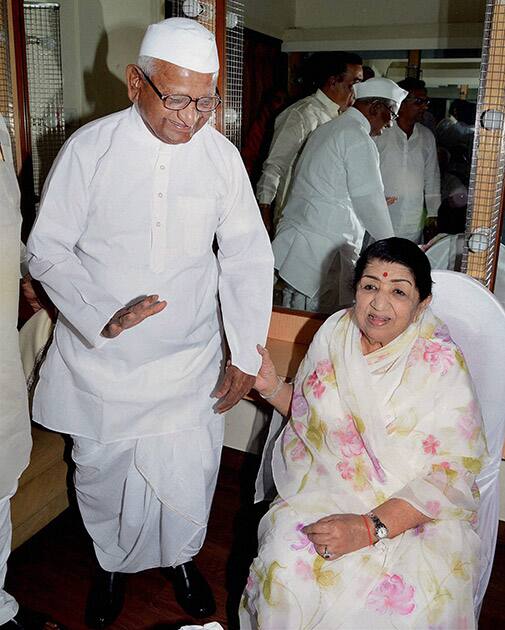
[165,0,244,148]
[463,0,505,288]
[0,0,16,160]
[224,0,243,148]
[23,1,65,198]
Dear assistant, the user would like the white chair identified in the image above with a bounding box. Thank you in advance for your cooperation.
[425,233,465,271]
[431,270,505,617]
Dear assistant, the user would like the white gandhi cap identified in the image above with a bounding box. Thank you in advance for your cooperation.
[139,17,219,74]
[353,78,408,109]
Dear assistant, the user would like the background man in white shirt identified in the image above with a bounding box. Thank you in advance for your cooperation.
[272,78,407,313]
[27,18,273,628]
[256,51,363,235]
[375,77,441,243]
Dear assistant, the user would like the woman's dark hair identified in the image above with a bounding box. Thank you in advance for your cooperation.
[352,237,433,300]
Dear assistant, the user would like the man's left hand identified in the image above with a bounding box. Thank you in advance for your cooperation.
[213,363,255,413]
[424,216,438,243]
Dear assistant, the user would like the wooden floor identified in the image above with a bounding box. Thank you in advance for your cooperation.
[6,448,505,629]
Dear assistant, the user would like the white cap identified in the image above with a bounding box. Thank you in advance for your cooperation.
[139,17,219,74]
[353,78,408,109]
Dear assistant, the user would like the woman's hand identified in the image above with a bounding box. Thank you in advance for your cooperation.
[254,344,279,396]
[303,513,370,560]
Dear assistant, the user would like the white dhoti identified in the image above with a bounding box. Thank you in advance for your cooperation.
[71,417,224,573]
[0,487,19,625]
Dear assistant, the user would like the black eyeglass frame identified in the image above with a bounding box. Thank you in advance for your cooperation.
[372,99,399,121]
[405,96,431,106]
[136,66,222,113]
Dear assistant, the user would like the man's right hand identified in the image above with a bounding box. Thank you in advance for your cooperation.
[101,294,167,338]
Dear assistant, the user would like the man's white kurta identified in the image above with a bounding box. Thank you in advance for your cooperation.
[272,107,394,305]
[375,122,441,243]
[27,106,274,445]
[0,115,31,497]
[255,89,340,219]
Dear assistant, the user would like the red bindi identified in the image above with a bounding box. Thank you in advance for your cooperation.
[383,271,388,277]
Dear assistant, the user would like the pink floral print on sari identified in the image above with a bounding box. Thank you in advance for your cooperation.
[291,385,309,418]
[366,573,416,616]
[422,434,440,455]
[307,370,326,398]
[286,522,316,554]
[409,338,455,375]
[315,359,335,381]
[290,439,307,462]
[434,323,452,343]
[425,500,442,518]
[458,400,481,442]
[294,558,313,580]
[336,460,355,480]
[330,415,365,459]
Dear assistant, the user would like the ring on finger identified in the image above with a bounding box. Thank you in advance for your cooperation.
[322,545,331,559]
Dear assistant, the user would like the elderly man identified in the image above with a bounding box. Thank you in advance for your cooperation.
[27,18,273,628]
[272,78,407,313]
[375,77,441,243]
[256,51,363,234]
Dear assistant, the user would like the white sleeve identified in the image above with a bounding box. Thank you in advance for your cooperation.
[217,151,274,376]
[423,131,442,217]
[346,138,395,240]
[255,108,307,205]
[20,241,29,277]
[27,140,123,348]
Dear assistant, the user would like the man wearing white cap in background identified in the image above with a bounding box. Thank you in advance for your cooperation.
[272,77,408,313]
[27,18,273,628]
[255,51,363,235]
[375,77,441,243]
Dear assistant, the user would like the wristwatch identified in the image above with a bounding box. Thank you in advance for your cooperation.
[367,511,389,541]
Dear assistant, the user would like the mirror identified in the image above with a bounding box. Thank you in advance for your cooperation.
[19,0,495,315]
[240,1,488,314]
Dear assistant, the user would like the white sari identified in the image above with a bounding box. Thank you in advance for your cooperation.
[240,308,487,629]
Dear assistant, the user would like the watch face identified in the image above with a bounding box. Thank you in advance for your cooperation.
[377,525,389,539]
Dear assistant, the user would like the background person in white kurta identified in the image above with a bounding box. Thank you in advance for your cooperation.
[272,78,408,314]
[256,52,363,235]
[26,18,273,628]
[0,116,62,630]
[375,77,441,244]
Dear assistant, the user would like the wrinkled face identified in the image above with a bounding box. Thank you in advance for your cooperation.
[368,99,397,136]
[354,259,431,347]
[126,60,216,145]
[330,63,363,110]
[399,88,429,123]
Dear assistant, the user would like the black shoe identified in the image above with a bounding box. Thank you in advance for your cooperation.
[166,560,216,618]
[2,606,66,629]
[84,569,127,629]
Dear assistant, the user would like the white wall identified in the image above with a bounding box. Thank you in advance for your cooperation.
[294,0,486,29]
[242,0,485,51]
[243,0,295,39]
[53,0,164,126]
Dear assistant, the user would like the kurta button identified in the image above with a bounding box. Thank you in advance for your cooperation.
[156,221,161,227]
[160,165,165,170]
[158,192,163,198]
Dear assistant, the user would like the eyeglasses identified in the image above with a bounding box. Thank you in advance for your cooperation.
[406,97,430,106]
[376,101,399,121]
[136,66,222,113]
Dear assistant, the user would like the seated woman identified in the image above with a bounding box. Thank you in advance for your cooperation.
[240,238,487,629]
